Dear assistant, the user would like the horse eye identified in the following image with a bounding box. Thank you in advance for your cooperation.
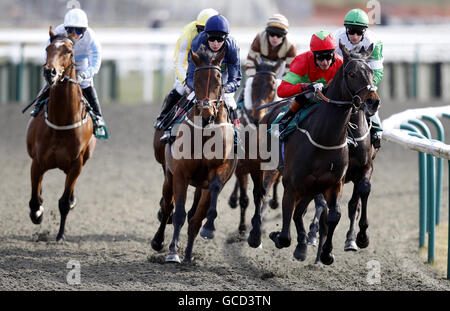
[349,72,356,78]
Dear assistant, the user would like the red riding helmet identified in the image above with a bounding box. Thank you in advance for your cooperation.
[310,30,337,52]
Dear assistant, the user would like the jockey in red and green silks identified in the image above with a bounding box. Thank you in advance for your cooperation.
[275,30,343,138]
[334,8,384,148]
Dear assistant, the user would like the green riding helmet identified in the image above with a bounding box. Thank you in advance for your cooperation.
[344,8,369,28]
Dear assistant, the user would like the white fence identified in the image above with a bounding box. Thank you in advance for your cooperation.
[1,24,450,103]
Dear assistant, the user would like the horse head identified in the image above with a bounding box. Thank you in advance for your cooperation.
[44,27,75,86]
[250,58,283,124]
[191,44,226,127]
[339,40,380,117]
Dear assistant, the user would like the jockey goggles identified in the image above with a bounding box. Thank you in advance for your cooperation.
[346,26,365,36]
[65,27,86,36]
[207,32,227,43]
[315,51,334,61]
[267,31,284,38]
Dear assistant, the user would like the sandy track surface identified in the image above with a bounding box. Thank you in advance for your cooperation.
[0,100,449,291]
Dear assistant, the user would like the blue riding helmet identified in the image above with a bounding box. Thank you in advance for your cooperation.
[205,15,230,35]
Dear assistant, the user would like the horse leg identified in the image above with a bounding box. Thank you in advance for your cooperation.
[29,159,45,225]
[344,183,360,251]
[293,197,313,261]
[356,177,371,249]
[261,170,279,211]
[166,173,188,263]
[200,174,222,240]
[307,194,326,246]
[269,185,296,249]
[187,186,202,222]
[184,189,211,263]
[247,170,265,248]
[157,164,173,224]
[151,171,174,252]
[269,173,281,210]
[228,178,239,209]
[238,173,249,234]
[56,158,83,242]
[315,204,329,264]
[320,182,343,265]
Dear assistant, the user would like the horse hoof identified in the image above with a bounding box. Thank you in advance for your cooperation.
[56,234,65,243]
[269,199,279,210]
[69,197,77,210]
[293,244,307,261]
[165,253,181,263]
[269,231,290,249]
[307,236,317,247]
[182,257,192,264]
[30,206,44,225]
[247,235,262,249]
[320,252,335,265]
[228,197,238,209]
[356,232,369,249]
[151,239,164,252]
[344,240,358,252]
[200,227,215,240]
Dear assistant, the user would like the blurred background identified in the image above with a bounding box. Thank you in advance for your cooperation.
[1,0,450,105]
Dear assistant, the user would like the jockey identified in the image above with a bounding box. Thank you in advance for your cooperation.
[276,30,343,138]
[31,8,104,127]
[160,14,242,143]
[240,13,297,110]
[333,8,384,148]
[154,8,218,129]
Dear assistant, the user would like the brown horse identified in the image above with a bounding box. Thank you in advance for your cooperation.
[228,58,283,234]
[151,45,237,263]
[254,42,380,264]
[26,28,96,242]
[306,107,378,252]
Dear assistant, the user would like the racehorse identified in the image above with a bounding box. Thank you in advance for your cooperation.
[255,42,379,264]
[306,107,378,252]
[151,45,237,263]
[26,28,96,242]
[227,58,283,234]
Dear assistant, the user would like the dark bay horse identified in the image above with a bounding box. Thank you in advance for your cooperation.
[254,42,379,264]
[306,107,379,252]
[26,28,96,242]
[151,45,237,263]
[228,58,283,234]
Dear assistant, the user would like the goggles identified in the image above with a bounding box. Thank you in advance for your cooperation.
[346,27,365,36]
[267,31,284,38]
[315,52,334,61]
[65,27,86,36]
[207,33,226,43]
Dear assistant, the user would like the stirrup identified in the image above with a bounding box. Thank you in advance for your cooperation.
[160,131,171,143]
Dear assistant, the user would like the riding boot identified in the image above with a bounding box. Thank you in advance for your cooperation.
[30,84,50,116]
[155,89,182,129]
[277,108,296,136]
[83,86,105,127]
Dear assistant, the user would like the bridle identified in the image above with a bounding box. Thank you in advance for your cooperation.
[316,57,377,109]
[45,38,78,85]
[193,64,224,111]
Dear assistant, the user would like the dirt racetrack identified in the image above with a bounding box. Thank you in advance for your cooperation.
[0,99,449,291]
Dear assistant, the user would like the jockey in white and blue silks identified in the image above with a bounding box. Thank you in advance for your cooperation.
[186,14,242,125]
[31,8,104,126]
